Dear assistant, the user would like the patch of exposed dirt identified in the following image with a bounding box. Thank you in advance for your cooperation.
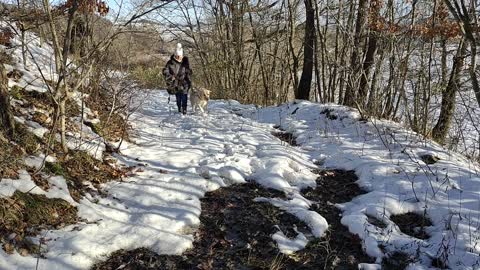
[0,191,78,256]
[303,169,367,205]
[93,176,374,270]
[381,251,413,270]
[20,91,54,113]
[28,170,50,191]
[320,108,338,120]
[0,124,46,179]
[92,248,188,270]
[301,170,373,269]
[390,212,432,240]
[272,130,297,146]
[0,49,14,64]
[420,154,440,165]
[93,182,309,270]
[18,90,80,123]
[366,215,387,229]
[0,27,14,47]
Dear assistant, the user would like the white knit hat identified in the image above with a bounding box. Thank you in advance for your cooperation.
[175,43,183,58]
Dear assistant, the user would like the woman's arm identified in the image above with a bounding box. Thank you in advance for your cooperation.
[163,61,174,81]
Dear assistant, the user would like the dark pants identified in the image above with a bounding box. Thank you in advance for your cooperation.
[175,93,188,112]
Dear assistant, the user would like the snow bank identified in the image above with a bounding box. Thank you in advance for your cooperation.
[234,99,480,269]
[0,170,76,205]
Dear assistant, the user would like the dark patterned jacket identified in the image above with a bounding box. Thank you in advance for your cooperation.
[163,55,192,94]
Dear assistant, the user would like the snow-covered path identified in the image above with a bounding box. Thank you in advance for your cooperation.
[1,90,325,269]
[3,89,480,270]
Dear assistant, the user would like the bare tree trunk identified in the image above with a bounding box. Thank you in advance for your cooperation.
[358,32,377,108]
[287,0,299,93]
[441,38,448,87]
[468,39,480,107]
[248,12,269,106]
[338,0,356,103]
[296,0,315,100]
[0,62,15,137]
[443,0,480,107]
[432,39,466,143]
[367,46,384,116]
[344,0,368,106]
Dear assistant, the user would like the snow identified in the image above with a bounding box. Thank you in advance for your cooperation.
[0,170,41,197]
[0,84,479,269]
[234,99,480,269]
[255,196,328,238]
[25,120,49,138]
[271,227,308,255]
[71,91,101,124]
[3,23,105,159]
[0,171,76,205]
[2,23,480,268]
[62,117,106,160]
[24,154,57,170]
[0,90,328,269]
[358,263,382,270]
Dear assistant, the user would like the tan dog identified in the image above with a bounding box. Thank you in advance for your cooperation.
[190,87,211,113]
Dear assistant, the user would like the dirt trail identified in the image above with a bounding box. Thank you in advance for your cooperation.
[93,169,373,270]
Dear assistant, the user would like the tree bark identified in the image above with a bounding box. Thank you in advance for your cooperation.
[432,39,466,143]
[0,62,15,137]
[358,32,377,108]
[443,0,480,107]
[287,0,300,94]
[296,0,315,100]
[344,0,368,106]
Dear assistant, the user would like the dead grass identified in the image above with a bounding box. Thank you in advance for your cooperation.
[0,49,14,64]
[0,123,44,178]
[0,191,78,256]
[12,124,41,155]
[21,90,80,120]
[43,150,125,202]
[86,91,128,142]
[0,133,24,178]
[21,90,54,112]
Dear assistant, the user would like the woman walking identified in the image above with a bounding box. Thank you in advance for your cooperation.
[163,43,192,115]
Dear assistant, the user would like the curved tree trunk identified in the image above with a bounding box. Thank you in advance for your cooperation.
[432,39,466,144]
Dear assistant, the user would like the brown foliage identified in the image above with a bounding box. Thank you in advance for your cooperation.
[0,27,14,47]
[0,192,78,256]
[57,0,109,16]
[368,0,461,39]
